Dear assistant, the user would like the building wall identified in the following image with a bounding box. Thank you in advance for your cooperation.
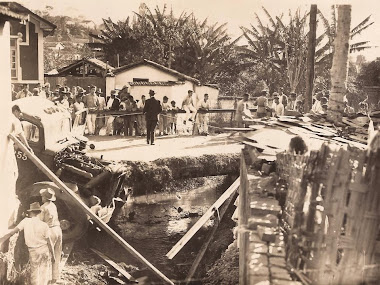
[114,65,178,87]
[194,85,219,108]
[10,17,44,85]
[0,20,18,241]
[129,86,174,103]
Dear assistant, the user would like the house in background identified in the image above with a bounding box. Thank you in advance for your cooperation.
[0,2,55,89]
[106,59,219,107]
[45,57,114,93]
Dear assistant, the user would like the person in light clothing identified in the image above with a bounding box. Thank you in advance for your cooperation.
[95,89,106,135]
[159,96,171,135]
[197,93,210,135]
[136,95,146,136]
[235,93,252,127]
[273,96,284,116]
[40,188,62,284]
[182,90,197,124]
[0,202,55,285]
[82,85,99,135]
[105,90,120,136]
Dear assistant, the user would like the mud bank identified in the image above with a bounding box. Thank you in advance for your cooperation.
[122,153,240,195]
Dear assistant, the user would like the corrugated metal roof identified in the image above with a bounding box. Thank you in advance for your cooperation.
[129,81,185,86]
[56,58,114,75]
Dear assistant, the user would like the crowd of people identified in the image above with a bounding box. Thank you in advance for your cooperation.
[234,88,366,127]
[12,83,212,144]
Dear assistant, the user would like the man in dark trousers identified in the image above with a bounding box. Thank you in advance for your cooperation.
[143,89,162,145]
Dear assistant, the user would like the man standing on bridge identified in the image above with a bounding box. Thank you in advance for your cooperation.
[143,90,162,145]
[235,93,252,127]
[197,93,210,135]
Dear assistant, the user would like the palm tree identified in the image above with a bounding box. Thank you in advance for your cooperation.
[327,5,351,123]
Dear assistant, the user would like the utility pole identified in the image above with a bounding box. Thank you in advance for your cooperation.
[305,4,317,112]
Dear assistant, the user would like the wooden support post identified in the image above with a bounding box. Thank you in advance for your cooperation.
[239,151,250,285]
[9,134,174,285]
[305,4,317,112]
[185,192,238,284]
[166,177,240,259]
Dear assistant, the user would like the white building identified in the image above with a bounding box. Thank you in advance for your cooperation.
[106,59,219,107]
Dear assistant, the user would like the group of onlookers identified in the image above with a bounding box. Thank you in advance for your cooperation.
[12,83,211,139]
[234,87,370,126]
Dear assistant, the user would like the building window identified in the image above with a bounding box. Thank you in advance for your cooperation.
[10,38,18,79]
[133,78,149,82]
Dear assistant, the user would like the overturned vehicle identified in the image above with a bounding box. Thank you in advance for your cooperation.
[14,97,129,242]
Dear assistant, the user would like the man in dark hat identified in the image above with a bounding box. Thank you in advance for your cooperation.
[0,202,55,285]
[143,90,162,145]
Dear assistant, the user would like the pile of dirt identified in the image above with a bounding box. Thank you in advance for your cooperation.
[204,242,239,285]
[122,153,240,195]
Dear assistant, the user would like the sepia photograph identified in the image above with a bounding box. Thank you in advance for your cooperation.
[0,0,379,284]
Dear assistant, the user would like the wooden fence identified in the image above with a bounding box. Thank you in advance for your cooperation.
[276,144,380,284]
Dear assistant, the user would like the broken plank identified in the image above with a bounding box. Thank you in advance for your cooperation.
[166,177,240,259]
[90,248,137,283]
[185,192,238,284]
[60,242,74,270]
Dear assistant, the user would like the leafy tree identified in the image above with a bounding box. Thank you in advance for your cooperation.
[357,59,380,87]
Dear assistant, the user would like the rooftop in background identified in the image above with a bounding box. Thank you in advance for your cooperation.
[0,2,56,35]
[112,59,200,84]
[55,57,114,75]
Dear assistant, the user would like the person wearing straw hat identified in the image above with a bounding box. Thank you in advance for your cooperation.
[40,188,62,284]
[0,202,55,285]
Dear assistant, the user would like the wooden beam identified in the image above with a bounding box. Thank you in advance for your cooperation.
[90,248,137,283]
[166,177,240,259]
[305,4,318,112]
[9,134,174,285]
[184,192,238,284]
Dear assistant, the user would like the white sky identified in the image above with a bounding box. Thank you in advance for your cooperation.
[16,0,380,60]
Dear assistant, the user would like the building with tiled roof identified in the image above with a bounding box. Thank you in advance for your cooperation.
[106,59,218,107]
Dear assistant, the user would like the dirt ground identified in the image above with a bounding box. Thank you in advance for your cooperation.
[86,133,242,162]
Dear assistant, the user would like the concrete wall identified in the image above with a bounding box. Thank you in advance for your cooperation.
[0,20,18,235]
[114,65,178,87]
[194,85,219,108]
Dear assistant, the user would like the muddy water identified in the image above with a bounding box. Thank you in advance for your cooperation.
[90,176,233,283]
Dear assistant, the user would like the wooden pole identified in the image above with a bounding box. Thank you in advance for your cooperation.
[184,192,238,284]
[305,4,317,112]
[238,150,250,285]
[9,134,174,285]
[166,178,240,259]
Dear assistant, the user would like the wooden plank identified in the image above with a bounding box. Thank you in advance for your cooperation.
[184,192,237,284]
[9,134,174,285]
[90,248,137,283]
[239,151,250,285]
[60,242,74,269]
[166,177,240,259]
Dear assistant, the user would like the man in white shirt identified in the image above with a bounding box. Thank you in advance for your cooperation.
[105,90,120,135]
[159,96,171,135]
[95,89,106,135]
[197,93,210,135]
[0,202,55,285]
[273,96,284,117]
[312,92,323,114]
[16,84,32,99]
[182,90,197,124]
[136,95,146,136]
